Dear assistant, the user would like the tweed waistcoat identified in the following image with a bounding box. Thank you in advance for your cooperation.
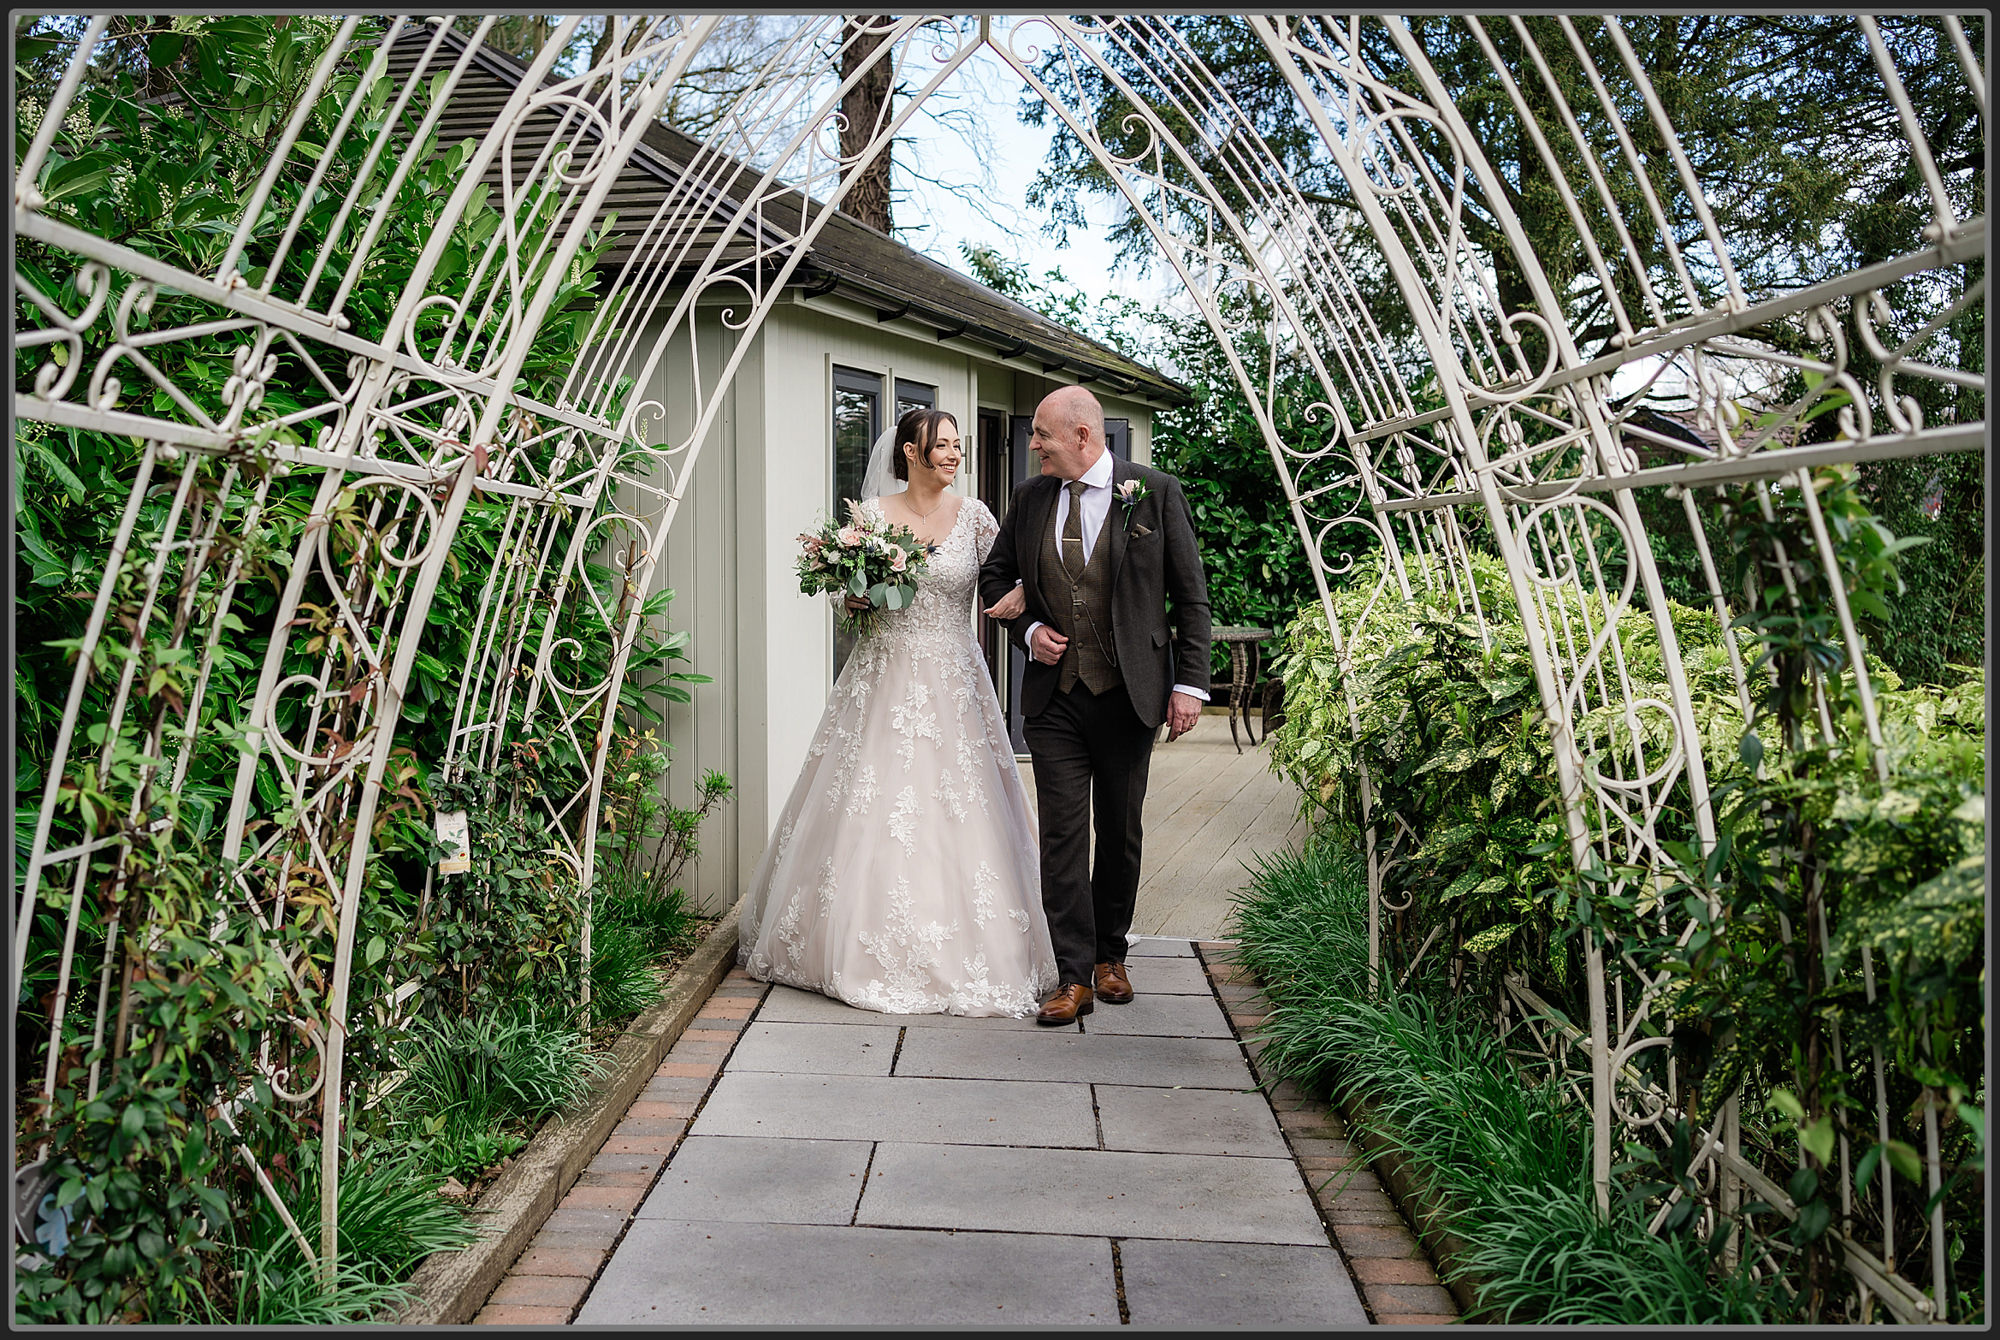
[1036,490,1121,695]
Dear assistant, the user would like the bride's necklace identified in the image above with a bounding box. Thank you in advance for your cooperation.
[905,493,946,522]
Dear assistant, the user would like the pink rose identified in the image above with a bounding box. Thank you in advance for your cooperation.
[889,546,908,573]
[836,525,863,548]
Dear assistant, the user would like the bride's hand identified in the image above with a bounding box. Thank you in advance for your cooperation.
[984,583,1027,620]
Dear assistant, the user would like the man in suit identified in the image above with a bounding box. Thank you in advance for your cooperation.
[978,385,1213,1024]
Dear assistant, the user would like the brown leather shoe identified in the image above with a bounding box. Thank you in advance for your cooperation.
[1037,983,1094,1025]
[1094,961,1134,1004]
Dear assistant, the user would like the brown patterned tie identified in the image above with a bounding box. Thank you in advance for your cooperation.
[1061,479,1087,579]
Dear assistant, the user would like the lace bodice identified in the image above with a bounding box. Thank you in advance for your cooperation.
[850,496,997,661]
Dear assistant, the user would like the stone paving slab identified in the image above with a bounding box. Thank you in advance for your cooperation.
[1201,953,1462,1324]
[858,1143,1327,1245]
[691,1070,1099,1147]
[1094,1083,1291,1158]
[1119,1239,1370,1327]
[726,1020,899,1075]
[1102,953,1213,994]
[1123,935,1198,957]
[484,926,1461,1328]
[1080,990,1235,1038]
[635,1135,872,1225]
[756,983,1056,1030]
[575,1220,1119,1326]
[895,1027,1254,1089]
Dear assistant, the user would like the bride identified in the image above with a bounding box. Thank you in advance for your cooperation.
[738,407,1058,1016]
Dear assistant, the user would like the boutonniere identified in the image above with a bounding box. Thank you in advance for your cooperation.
[1114,477,1150,528]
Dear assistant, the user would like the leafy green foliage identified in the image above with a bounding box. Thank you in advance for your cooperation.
[1267,462,1983,1320]
[1019,15,1980,363]
[424,745,593,1017]
[1569,472,1986,1319]
[1451,1182,1793,1325]
[13,15,728,1321]
[1267,551,1574,993]
[226,1144,478,1324]
[381,1006,605,1182]
[1229,843,1794,1323]
[589,733,730,1025]
[584,916,666,1028]
[1635,452,1983,693]
[12,843,296,1324]
[1848,454,1984,685]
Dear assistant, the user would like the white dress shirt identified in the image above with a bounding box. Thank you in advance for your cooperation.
[1025,451,1209,703]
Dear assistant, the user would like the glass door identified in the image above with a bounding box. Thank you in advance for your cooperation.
[831,365,883,677]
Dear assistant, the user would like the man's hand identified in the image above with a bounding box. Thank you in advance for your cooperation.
[984,584,1027,620]
[1164,690,1202,742]
[1029,624,1069,666]
[844,594,872,612]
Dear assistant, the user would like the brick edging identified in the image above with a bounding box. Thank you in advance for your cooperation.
[468,961,769,1323]
[1335,1091,1488,1320]
[1196,942,1463,1327]
[389,895,747,1325]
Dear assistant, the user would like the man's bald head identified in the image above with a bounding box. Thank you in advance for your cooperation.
[1029,385,1107,481]
[1042,384,1104,441]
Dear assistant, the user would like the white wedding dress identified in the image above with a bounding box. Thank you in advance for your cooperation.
[738,497,1058,1016]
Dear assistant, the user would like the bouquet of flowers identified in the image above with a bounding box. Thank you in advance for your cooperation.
[795,500,934,627]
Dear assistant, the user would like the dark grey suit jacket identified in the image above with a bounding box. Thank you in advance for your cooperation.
[978,457,1212,730]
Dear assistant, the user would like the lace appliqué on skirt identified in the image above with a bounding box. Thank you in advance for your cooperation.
[738,498,1056,1017]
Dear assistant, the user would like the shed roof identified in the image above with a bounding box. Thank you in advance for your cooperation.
[382,22,1192,407]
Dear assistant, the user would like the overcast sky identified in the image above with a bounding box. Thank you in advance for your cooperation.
[887,24,1191,319]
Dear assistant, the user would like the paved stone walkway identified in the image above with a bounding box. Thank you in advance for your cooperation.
[473,940,1458,1326]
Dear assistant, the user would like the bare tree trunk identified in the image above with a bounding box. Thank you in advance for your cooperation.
[589,14,617,71]
[839,16,893,234]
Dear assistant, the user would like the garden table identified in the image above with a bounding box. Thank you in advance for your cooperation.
[1210,626,1273,754]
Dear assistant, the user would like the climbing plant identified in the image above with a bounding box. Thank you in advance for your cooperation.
[13,15,717,1322]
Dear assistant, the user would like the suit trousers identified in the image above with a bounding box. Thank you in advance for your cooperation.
[1023,681,1157,986]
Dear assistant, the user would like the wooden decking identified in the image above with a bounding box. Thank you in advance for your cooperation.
[1016,709,1306,941]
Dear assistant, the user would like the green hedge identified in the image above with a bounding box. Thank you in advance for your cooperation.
[13,17,721,1324]
[1257,467,1985,1322]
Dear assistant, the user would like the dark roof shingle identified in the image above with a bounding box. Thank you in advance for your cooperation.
[382,22,1190,405]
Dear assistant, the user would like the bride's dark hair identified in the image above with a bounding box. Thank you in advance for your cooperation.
[892,407,959,482]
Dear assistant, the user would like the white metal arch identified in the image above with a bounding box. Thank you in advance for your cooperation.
[13,13,1982,1316]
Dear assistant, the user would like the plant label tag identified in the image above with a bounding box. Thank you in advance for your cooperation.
[436,810,471,875]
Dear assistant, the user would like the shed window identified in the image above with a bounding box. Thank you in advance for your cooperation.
[895,378,936,419]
